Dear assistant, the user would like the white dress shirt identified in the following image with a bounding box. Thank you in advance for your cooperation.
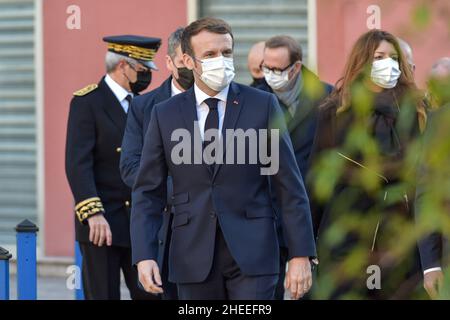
[104,74,133,113]
[171,79,183,97]
[424,267,442,275]
[194,83,229,141]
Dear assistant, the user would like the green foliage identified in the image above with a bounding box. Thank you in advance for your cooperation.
[308,68,450,300]
[307,1,450,299]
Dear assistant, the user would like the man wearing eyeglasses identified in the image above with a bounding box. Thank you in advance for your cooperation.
[65,35,161,300]
[262,35,332,299]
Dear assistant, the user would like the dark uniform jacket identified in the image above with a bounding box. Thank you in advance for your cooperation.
[65,77,132,247]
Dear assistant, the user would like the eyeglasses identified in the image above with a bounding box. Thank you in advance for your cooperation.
[127,61,149,73]
[261,62,295,76]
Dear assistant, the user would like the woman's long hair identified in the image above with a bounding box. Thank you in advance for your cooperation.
[331,30,426,131]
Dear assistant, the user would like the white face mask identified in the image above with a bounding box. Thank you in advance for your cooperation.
[371,57,401,89]
[198,56,235,91]
[264,65,294,91]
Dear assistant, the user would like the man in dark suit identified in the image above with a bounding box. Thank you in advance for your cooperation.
[65,35,161,300]
[262,36,333,178]
[131,17,316,300]
[120,28,193,300]
[416,105,450,299]
[415,57,450,299]
[261,35,332,299]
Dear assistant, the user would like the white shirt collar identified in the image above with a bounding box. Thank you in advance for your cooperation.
[105,74,133,102]
[194,83,229,108]
[171,79,183,97]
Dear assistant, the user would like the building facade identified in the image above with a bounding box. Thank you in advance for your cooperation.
[0,0,448,258]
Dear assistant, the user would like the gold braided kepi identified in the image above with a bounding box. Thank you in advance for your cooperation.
[103,35,162,70]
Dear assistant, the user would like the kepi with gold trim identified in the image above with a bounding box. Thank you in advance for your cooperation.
[103,35,162,70]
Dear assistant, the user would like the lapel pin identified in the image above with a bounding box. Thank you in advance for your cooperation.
[233,100,239,105]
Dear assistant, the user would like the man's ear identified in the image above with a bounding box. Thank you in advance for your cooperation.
[289,61,302,79]
[165,54,173,72]
[294,61,302,74]
[117,59,127,73]
[183,53,195,71]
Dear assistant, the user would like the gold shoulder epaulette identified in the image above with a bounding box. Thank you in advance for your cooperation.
[73,84,98,96]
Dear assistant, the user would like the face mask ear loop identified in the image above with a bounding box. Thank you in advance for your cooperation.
[170,57,180,81]
[190,56,204,78]
[123,71,132,84]
[123,61,135,84]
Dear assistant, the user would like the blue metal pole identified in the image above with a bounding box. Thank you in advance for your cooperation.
[0,247,12,300]
[15,219,38,300]
[74,241,84,300]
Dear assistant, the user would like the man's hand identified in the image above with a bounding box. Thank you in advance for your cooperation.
[285,257,312,300]
[137,260,164,295]
[424,270,444,299]
[87,214,112,247]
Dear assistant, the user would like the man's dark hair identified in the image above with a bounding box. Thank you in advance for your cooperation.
[265,35,303,64]
[181,17,234,57]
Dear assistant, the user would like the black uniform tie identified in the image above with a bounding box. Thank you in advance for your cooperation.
[125,94,133,113]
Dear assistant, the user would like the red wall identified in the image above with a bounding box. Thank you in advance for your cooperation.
[316,0,450,88]
[43,0,449,257]
[43,0,187,256]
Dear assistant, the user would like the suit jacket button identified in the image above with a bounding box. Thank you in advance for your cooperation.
[158,240,163,245]
[210,211,216,218]
[116,147,122,153]
[125,201,130,207]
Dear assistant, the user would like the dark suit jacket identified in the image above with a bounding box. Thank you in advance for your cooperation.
[415,106,450,271]
[131,82,316,284]
[252,77,272,92]
[120,76,172,187]
[119,76,178,299]
[259,67,333,177]
[260,67,333,247]
[65,77,131,247]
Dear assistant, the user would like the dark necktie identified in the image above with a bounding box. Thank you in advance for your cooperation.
[125,94,132,113]
[203,98,219,166]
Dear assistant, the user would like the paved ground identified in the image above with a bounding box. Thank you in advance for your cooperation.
[8,275,131,300]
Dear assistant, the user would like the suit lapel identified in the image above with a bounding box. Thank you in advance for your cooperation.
[213,82,243,179]
[99,78,127,133]
[155,76,173,102]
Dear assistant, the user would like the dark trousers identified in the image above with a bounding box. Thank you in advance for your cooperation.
[177,226,278,300]
[274,246,289,300]
[160,211,178,300]
[79,243,158,300]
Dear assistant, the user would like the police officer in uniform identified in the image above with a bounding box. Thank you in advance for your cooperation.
[65,35,161,300]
